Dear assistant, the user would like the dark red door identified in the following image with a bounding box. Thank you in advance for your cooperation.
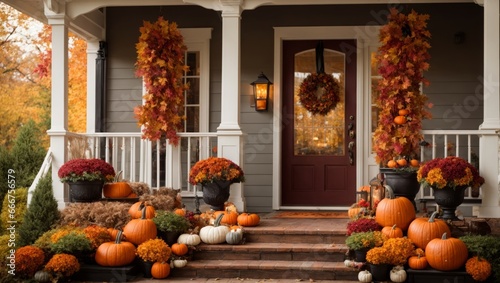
[281,39,357,207]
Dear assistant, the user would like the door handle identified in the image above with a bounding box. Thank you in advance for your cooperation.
[348,141,355,165]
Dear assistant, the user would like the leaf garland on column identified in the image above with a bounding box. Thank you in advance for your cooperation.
[134,16,189,145]
[372,8,433,166]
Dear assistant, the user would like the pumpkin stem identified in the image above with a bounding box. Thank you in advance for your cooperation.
[141,206,147,219]
[114,170,123,182]
[214,213,224,227]
[392,224,397,230]
[441,232,447,239]
[429,211,439,222]
[115,230,123,244]
[384,185,394,199]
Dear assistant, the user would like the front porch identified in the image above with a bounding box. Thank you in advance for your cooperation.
[34,128,498,217]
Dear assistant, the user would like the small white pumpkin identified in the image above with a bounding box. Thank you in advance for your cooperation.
[177,233,201,246]
[173,259,188,268]
[344,259,353,267]
[358,270,372,283]
[390,266,407,283]
[226,228,244,245]
[199,214,230,244]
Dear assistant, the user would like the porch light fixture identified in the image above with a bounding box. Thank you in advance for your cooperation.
[251,72,272,111]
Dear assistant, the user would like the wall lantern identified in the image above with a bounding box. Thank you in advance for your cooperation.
[251,72,272,111]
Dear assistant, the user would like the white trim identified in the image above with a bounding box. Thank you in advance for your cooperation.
[272,26,379,210]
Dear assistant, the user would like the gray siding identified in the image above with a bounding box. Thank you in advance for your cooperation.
[104,3,483,212]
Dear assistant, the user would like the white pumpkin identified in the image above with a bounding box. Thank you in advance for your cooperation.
[358,270,372,283]
[173,259,188,268]
[199,214,230,244]
[226,228,243,245]
[390,267,407,283]
[177,233,201,246]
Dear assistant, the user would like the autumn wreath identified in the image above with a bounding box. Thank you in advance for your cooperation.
[298,72,340,116]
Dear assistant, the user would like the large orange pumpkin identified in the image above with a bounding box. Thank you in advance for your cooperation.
[103,182,133,198]
[425,233,468,271]
[407,211,451,249]
[375,186,415,231]
[129,201,156,219]
[123,207,157,245]
[151,262,170,279]
[237,213,260,227]
[95,231,136,267]
[214,210,238,225]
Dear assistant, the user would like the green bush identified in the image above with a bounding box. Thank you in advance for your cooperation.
[0,188,27,235]
[18,174,59,246]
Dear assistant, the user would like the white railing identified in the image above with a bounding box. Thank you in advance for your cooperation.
[418,129,497,202]
[67,132,217,195]
[27,148,53,206]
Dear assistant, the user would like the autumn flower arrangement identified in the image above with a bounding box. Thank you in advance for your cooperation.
[346,217,381,236]
[189,157,245,186]
[417,156,484,190]
[83,225,112,250]
[345,231,386,251]
[14,246,45,278]
[136,238,172,262]
[134,16,188,145]
[366,237,414,266]
[372,8,432,167]
[44,253,80,278]
[58,158,115,183]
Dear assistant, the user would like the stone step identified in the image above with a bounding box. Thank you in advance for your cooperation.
[193,242,348,262]
[170,259,360,281]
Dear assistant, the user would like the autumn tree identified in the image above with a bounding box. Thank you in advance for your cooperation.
[0,3,47,147]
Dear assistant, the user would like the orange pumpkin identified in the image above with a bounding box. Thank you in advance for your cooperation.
[375,186,415,231]
[214,210,238,225]
[410,159,420,167]
[107,228,121,240]
[123,207,157,245]
[237,213,260,227]
[174,208,186,217]
[396,158,407,167]
[129,201,156,219]
[387,160,398,168]
[465,256,492,281]
[425,233,468,271]
[398,109,410,116]
[151,262,170,279]
[381,224,403,238]
[348,207,364,219]
[103,182,132,198]
[171,243,189,256]
[394,115,406,125]
[407,211,451,249]
[408,254,428,270]
[95,231,136,267]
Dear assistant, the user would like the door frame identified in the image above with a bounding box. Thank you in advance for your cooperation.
[272,26,380,210]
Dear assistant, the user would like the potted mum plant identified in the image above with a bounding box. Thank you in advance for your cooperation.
[58,158,115,202]
[152,210,191,246]
[372,8,432,209]
[345,231,386,262]
[136,238,172,278]
[189,157,245,211]
[417,156,484,220]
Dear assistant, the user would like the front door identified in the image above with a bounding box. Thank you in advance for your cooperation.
[281,39,357,207]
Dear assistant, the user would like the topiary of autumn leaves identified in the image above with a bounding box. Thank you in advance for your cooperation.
[372,8,432,166]
[134,17,189,145]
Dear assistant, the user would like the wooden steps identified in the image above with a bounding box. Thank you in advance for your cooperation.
[169,217,360,281]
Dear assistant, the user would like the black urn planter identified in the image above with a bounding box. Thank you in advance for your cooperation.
[68,181,104,202]
[380,168,420,211]
[158,230,181,247]
[432,185,467,220]
[369,263,391,282]
[202,180,232,211]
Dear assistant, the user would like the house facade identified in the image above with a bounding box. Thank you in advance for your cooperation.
[5,0,500,217]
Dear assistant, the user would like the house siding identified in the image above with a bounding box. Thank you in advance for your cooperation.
[104,3,483,212]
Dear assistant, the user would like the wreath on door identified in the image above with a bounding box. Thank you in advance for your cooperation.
[298,72,340,116]
[298,41,340,116]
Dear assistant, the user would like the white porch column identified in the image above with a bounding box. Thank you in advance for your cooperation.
[86,40,99,134]
[478,0,500,217]
[45,4,69,210]
[217,2,245,211]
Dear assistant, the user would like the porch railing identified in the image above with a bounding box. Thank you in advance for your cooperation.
[67,132,217,196]
[419,129,497,202]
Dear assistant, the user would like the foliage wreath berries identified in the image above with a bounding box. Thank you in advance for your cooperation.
[298,72,340,116]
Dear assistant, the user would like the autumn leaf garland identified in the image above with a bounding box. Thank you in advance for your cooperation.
[372,8,433,166]
[134,17,189,145]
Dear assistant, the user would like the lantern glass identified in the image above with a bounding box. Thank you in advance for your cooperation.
[251,73,272,111]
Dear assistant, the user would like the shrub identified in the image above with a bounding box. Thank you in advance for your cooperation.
[18,174,59,246]
[14,246,45,278]
[0,187,27,234]
[45,253,80,278]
